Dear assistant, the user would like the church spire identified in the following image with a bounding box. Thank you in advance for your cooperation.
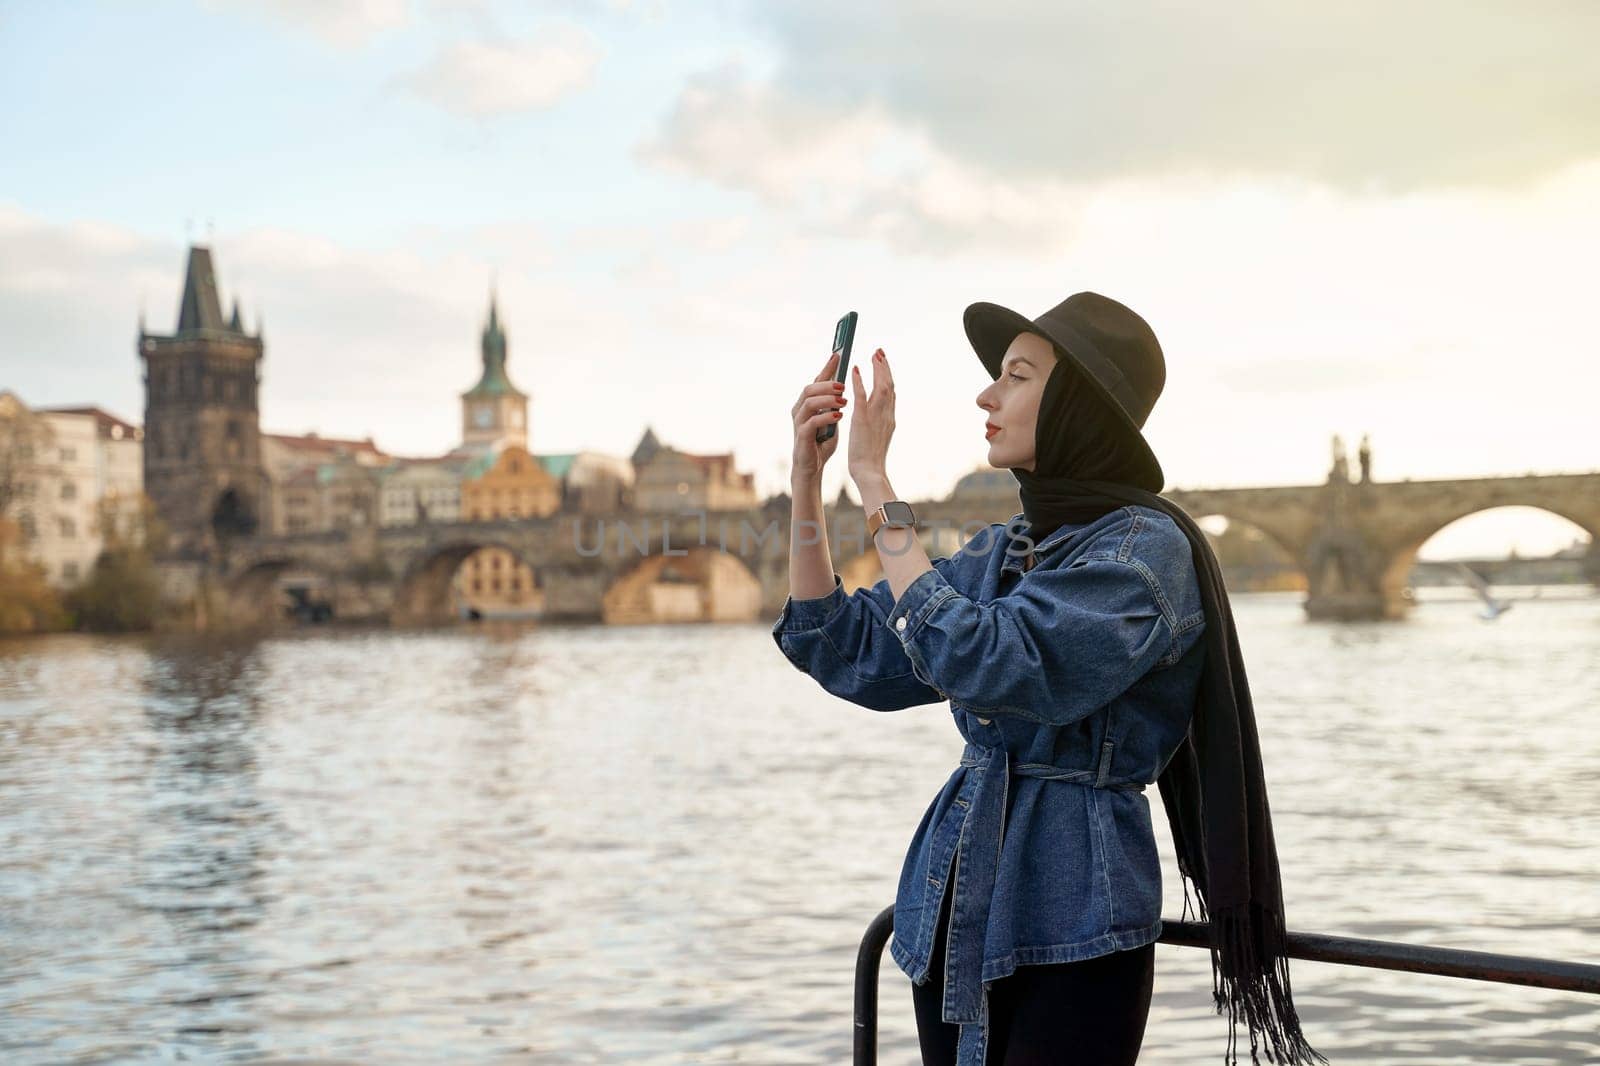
[176,245,226,333]
[463,288,524,400]
[483,289,505,365]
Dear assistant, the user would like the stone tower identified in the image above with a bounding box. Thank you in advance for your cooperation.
[138,245,268,558]
[460,292,529,451]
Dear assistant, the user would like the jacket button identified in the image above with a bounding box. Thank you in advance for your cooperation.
[977,716,992,725]
[895,616,907,632]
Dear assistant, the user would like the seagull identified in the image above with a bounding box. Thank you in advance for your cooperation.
[1454,562,1514,620]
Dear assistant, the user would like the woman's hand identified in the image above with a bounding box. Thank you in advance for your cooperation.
[790,350,848,485]
[847,347,894,487]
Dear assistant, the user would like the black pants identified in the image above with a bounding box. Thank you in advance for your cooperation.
[911,874,1155,1065]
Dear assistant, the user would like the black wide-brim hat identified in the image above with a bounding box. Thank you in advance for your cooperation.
[964,290,1166,492]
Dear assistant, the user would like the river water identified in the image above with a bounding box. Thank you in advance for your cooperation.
[2,586,1597,1064]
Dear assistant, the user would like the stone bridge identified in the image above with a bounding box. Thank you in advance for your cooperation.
[1167,472,1600,619]
[204,471,1599,626]
[210,498,984,628]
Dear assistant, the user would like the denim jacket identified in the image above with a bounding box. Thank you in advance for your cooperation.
[771,504,1206,1066]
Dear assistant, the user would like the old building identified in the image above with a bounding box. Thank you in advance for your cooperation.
[262,431,389,483]
[0,391,144,586]
[453,542,541,618]
[947,463,1022,511]
[629,426,758,512]
[262,431,391,535]
[379,456,467,527]
[316,454,384,531]
[460,443,562,521]
[0,391,51,555]
[539,451,633,514]
[452,443,560,617]
[274,466,323,535]
[138,246,268,557]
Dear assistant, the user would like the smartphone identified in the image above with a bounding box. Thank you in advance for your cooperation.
[817,311,857,443]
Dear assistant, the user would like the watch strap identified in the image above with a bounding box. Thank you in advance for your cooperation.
[867,500,915,539]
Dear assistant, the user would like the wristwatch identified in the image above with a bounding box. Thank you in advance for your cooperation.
[866,499,917,541]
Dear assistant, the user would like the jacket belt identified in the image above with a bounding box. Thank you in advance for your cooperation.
[940,740,1149,1064]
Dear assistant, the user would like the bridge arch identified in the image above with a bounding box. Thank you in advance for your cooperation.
[226,554,341,627]
[393,538,546,626]
[1188,512,1306,593]
[600,546,762,624]
[1378,503,1597,606]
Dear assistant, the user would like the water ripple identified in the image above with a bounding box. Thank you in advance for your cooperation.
[0,587,1596,1063]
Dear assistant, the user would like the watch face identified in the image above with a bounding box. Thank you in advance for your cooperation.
[883,500,916,526]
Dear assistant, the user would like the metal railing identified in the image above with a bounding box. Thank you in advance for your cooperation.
[852,905,1600,1065]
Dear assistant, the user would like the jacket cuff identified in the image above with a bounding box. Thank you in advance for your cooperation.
[773,572,847,632]
[886,565,959,642]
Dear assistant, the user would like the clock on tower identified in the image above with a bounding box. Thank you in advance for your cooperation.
[460,291,530,449]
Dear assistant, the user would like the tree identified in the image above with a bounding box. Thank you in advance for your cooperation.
[63,494,168,632]
[0,394,67,632]
[0,518,66,633]
[0,392,58,563]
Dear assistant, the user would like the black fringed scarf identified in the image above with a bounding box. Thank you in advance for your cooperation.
[1014,358,1328,1066]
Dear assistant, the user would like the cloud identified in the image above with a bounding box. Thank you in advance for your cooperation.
[401,25,603,116]
[636,62,1089,254]
[204,0,410,47]
[429,0,661,22]
[749,1,1600,191]
[641,1,1600,250]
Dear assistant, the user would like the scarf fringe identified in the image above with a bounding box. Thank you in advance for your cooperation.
[1180,868,1330,1066]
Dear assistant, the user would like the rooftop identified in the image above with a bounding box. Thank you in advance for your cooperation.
[264,430,389,458]
[34,404,144,441]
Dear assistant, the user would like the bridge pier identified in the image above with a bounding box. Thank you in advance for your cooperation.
[1584,543,1600,587]
[1303,590,1406,622]
[1301,526,1401,621]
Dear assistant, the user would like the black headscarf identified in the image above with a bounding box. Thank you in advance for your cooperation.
[1013,358,1328,1066]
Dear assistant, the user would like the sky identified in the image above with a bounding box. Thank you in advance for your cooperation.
[2,0,1597,558]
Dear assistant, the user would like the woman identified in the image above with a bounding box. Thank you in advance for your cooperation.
[772,292,1327,1066]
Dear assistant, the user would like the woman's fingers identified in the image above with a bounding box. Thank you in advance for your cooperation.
[794,390,846,424]
[801,379,844,400]
[793,376,844,404]
[813,349,840,383]
[795,380,847,414]
[803,405,844,429]
[870,348,892,400]
[804,392,845,415]
[794,349,849,442]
